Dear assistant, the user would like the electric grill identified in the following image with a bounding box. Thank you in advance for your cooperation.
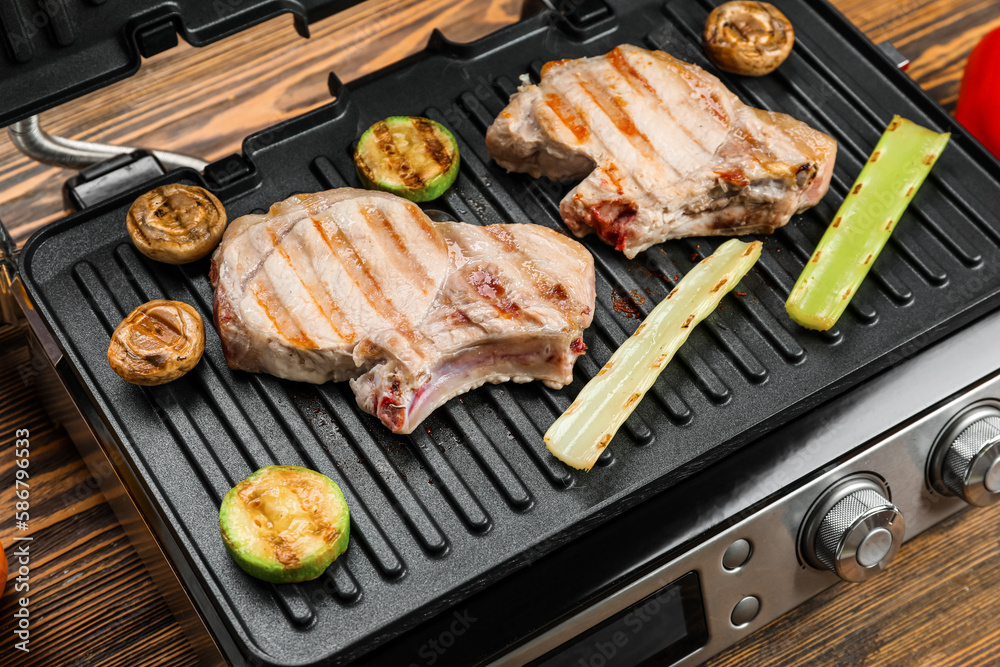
[3,1,1000,666]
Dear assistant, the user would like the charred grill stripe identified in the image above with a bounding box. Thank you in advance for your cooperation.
[362,205,435,295]
[558,85,625,168]
[235,218,300,296]
[270,227,353,342]
[372,121,425,189]
[606,47,708,153]
[412,117,454,171]
[483,226,581,324]
[607,47,657,97]
[541,58,572,77]
[576,79,675,179]
[661,52,730,126]
[364,205,409,256]
[602,162,623,191]
[296,192,327,209]
[250,280,316,349]
[405,201,443,247]
[311,215,415,338]
[544,94,590,142]
[578,81,651,151]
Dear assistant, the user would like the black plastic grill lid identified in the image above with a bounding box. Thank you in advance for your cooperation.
[17,0,1000,666]
[0,0,363,127]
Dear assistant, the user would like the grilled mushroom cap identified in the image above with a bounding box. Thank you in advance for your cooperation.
[703,1,794,77]
[108,300,205,386]
[127,184,227,264]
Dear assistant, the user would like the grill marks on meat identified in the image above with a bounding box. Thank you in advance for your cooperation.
[213,190,449,382]
[486,45,838,258]
[211,188,595,434]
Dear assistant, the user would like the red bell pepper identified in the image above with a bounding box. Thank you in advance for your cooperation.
[956,26,1000,158]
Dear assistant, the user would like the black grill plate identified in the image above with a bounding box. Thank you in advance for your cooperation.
[18,1,1000,665]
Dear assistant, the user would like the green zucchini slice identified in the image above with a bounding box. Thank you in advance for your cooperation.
[354,116,460,202]
[219,465,350,584]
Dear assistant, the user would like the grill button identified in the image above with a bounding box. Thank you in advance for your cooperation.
[730,596,760,627]
[722,539,752,571]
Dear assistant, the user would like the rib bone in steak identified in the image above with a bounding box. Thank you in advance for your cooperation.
[486,44,838,258]
[211,188,595,434]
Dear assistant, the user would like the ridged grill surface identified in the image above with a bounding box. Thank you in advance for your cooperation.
[18,1,1000,665]
[944,416,1000,495]
[816,489,890,571]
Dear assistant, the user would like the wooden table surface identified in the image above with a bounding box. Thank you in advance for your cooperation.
[1,1,999,665]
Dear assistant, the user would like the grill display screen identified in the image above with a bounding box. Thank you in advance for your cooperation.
[532,572,707,667]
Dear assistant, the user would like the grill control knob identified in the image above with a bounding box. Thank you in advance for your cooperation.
[801,476,905,583]
[930,404,1000,507]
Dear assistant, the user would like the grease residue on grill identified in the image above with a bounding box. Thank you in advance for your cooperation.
[612,287,646,319]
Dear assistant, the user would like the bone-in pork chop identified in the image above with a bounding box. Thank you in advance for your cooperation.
[486,44,838,258]
[211,188,595,434]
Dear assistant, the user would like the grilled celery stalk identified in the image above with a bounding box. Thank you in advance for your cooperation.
[545,239,762,471]
[786,115,950,330]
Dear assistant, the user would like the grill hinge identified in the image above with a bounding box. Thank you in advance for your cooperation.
[64,151,168,210]
[549,0,614,39]
[203,153,257,200]
[0,221,22,333]
[0,222,61,364]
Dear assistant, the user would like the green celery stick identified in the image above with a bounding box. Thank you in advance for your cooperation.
[786,115,950,330]
[545,239,762,471]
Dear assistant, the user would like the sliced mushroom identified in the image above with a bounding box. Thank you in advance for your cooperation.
[127,184,227,264]
[108,300,205,386]
[703,1,794,77]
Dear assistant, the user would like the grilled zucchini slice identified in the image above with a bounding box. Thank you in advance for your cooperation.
[354,116,460,202]
[220,466,350,584]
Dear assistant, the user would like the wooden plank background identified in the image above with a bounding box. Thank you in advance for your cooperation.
[0,0,999,665]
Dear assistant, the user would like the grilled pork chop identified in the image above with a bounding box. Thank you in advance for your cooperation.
[211,188,595,434]
[486,44,838,258]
